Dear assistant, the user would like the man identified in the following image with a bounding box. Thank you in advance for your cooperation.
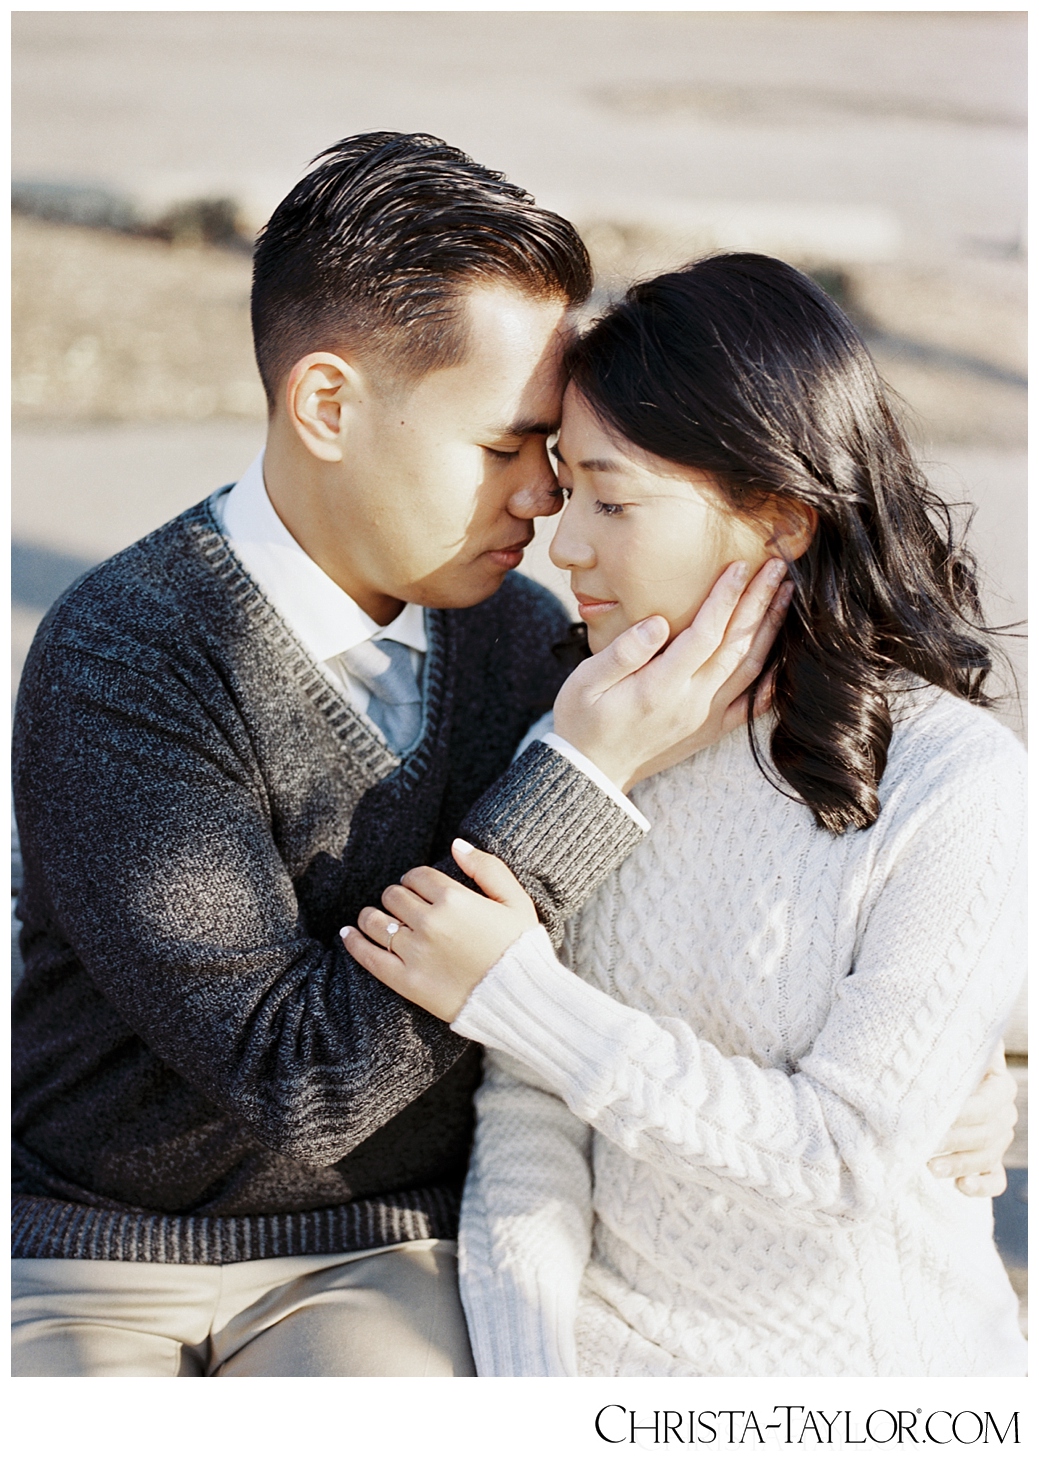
[11,133,782,1376]
[11,132,1013,1377]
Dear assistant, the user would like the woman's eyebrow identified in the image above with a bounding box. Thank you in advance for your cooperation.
[551,444,625,473]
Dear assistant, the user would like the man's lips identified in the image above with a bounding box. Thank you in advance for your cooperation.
[486,539,532,569]
[574,592,620,620]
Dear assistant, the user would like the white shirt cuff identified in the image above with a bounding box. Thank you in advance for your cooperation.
[537,732,651,833]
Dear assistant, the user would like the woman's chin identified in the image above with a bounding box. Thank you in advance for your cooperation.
[586,607,651,654]
[586,622,624,655]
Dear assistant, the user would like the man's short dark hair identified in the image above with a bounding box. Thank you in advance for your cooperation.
[251,131,593,409]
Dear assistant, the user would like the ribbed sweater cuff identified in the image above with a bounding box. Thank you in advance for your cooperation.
[452,926,630,1108]
[459,741,645,944]
[537,733,650,833]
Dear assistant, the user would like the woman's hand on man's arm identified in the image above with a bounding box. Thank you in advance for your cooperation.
[347,844,1022,1199]
[343,840,538,1023]
[345,848,1023,1201]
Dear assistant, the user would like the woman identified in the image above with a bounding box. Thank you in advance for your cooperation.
[344,254,1026,1376]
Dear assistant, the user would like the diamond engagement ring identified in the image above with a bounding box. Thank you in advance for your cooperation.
[385,921,401,955]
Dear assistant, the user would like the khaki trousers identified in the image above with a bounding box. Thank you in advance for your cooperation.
[12,1239,475,1377]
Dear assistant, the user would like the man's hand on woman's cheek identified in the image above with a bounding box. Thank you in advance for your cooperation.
[554,558,793,794]
[342,839,539,1023]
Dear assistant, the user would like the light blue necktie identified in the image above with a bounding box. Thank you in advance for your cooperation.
[340,638,422,753]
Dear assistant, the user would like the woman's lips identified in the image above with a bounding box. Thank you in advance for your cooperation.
[575,594,620,620]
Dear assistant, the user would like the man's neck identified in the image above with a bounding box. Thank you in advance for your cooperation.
[262,428,405,626]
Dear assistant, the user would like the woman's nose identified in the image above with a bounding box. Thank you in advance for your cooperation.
[549,507,595,571]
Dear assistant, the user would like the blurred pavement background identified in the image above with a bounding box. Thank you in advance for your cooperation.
[11,10,1027,1323]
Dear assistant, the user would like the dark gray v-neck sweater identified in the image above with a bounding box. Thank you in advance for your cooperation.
[12,496,641,1265]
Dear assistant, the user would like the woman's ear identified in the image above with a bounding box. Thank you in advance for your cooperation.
[764,497,818,562]
[283,352,362,464]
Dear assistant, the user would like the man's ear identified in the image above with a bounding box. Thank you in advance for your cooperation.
[763,497,818,562]
[283,352,363,464]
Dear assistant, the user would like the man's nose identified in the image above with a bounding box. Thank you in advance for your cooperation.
[506,457,564,520]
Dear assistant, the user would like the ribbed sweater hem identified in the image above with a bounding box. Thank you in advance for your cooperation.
[12,1185,461,1265]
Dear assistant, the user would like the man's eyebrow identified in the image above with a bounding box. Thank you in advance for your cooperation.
[493,418,559,438]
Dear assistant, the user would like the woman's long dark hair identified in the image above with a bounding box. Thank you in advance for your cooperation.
[565,253,995,835]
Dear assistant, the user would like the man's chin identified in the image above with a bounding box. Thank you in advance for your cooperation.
[407,562,512,611]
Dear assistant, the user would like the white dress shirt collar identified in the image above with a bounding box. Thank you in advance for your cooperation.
[219,451,427,667]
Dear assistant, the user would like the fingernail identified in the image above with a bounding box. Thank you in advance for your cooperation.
[453,838,474,856]
[730,560,750,586]
[340,926,353,940]
[766,558,788,585]
[636,616,667,644]
[928,1158,950,1176]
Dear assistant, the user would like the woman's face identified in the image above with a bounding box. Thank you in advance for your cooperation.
[550,387,776,653]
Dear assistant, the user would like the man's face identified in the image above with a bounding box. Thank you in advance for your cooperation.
[330,284,570,609]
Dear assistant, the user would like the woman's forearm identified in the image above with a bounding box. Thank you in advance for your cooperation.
[454,755,1025,1227]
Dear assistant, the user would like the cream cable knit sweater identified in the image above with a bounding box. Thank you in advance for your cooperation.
[452,689,1027,1376]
